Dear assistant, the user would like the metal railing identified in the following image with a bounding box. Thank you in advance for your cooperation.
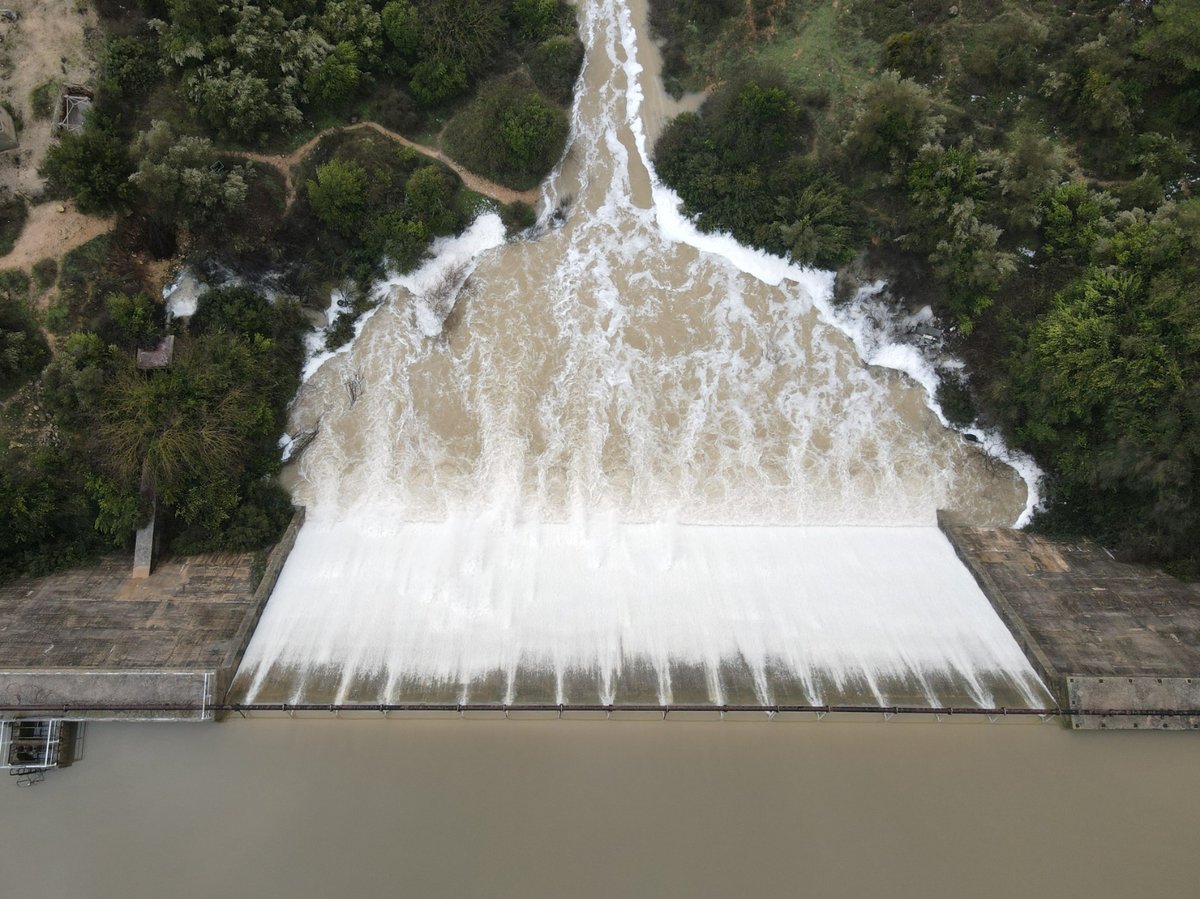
[0,701,1198,721]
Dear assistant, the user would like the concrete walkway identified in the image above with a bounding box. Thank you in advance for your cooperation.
[939,512,1200,730]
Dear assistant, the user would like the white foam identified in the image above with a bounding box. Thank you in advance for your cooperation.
[162,268,204,319]
[241,518,1047,707]
[611,0,1042,526]
[301,213,507,381]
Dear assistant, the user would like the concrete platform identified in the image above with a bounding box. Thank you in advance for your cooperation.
[939,512,1200,730]
[0,511,303,721]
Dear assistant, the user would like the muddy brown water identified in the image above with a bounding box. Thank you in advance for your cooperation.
[1,719,1197,899]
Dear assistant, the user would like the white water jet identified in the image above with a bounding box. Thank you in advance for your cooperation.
[235,0,1050,708]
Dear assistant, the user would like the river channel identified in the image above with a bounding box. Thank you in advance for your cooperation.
[231,0,1042,709]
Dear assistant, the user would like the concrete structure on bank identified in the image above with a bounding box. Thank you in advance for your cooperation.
[939,512,1200,730]
[0,511,303,722]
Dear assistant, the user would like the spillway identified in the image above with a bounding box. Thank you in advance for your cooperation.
[232,0,1049,709]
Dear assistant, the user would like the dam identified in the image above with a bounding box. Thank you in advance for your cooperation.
[229,0,1046,711]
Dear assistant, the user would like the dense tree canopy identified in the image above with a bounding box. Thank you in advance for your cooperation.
[651,0,1200,571]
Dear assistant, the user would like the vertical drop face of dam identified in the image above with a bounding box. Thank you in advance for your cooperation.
[234,0,1049,709]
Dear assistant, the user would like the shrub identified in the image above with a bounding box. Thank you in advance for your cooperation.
[0,197,27,257]
[883,29,942,81]
[52,235,144,337]
[32,258,58,291]
[501,200,537,234]
[0,274,50,392]
[105,292,162,348]
[365,82,423,134]
[529,34,585,105]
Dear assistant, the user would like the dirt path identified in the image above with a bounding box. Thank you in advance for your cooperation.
[238,121,541,208]
[0,122,536,296]
[0,200,113,273]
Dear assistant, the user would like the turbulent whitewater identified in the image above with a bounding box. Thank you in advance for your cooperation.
[234,0,1049,708]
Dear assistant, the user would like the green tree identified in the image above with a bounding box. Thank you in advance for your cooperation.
[1038,183,1112,265]
[500,94,564,169]
[381,0,422,61]
[404,165,458,235]
[98,35,162,101]
[306,159,368,236]
[773,177,856,269]
[0,439,101,580]
[41,332,116,428]
[305,41,365,108]
[444,77,568,189]
[513,0,560,42]
[929,200,1015,329]
[1135,0,1200,85]
[409,59,468,107]
[373,215,429,272]
[40,117,133,213]
[318,0,384,69]
[129,121,250,229]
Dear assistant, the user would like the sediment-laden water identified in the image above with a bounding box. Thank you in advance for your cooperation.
[233,0,1046,708]
[4,720,1199,899]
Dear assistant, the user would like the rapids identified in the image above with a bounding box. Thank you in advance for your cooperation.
[232,0,1049,709]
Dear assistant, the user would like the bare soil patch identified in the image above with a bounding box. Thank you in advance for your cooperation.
[0,0,100,199]
[0,200,114,305]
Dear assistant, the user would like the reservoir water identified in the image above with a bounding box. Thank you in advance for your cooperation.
[232,0,1044,709]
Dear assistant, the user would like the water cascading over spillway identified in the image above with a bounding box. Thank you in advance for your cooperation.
[234,0,1050,709]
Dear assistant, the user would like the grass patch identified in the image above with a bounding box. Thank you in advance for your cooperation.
[49,234,144,336]
[30,80,57,121]
[751,3,881,107]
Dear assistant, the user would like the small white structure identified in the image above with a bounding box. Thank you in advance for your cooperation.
[1,720,79,785]
[55,84,93,134]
